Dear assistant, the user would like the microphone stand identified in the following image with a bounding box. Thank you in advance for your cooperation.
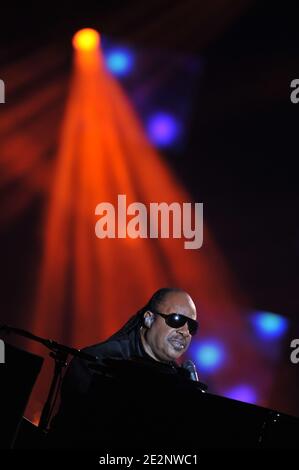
[38,348,68,432]
[0,325,97,432]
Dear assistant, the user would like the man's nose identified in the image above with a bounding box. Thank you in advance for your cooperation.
[177,323,190,336]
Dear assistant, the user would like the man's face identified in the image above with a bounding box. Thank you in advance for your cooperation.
[144,291,197,362]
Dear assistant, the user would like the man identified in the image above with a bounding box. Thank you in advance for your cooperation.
[49,287,199,447]
[139,287,198,362]
[59,287,198,396]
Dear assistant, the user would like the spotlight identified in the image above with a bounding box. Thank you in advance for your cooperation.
[192,340,225,372]
[251,311,288,339]
[105,49,133,75]
[72,28,100,51]
[224,384,257,404]
[147,112,180,147]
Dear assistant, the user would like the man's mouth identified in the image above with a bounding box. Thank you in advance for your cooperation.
[168,337,186,351]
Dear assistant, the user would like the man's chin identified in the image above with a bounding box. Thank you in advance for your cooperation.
[165,344,184,360]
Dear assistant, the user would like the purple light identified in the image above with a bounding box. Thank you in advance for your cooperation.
[224,384,258,404]
[147,112,180,147]
[190,340,226,373]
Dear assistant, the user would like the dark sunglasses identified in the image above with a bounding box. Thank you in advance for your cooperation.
[151,310,198,336]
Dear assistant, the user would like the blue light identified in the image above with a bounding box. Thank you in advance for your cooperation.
[105,49,133,76]
[147,112,180,147]
[224,384,257,404]
[251,311,288,339]
[193,340,225,372]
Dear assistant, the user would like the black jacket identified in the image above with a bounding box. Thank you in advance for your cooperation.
[48,317,188,447]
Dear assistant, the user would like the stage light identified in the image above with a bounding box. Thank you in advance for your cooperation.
[105,49,133,75]
[25,30,254,424]
[224,384,257,404]
[147,112,180,147]
[251,311,288,339]
[193,340,225,372]
[72,28,100,51]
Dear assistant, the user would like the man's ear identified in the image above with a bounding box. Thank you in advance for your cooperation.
[143,311,154,328]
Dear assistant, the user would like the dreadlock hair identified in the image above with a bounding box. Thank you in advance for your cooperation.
[106,287,187,341]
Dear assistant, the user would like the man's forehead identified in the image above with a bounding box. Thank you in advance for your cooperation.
[161,292,197,318]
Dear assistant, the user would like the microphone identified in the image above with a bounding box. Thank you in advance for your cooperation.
[182,359,199,382]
